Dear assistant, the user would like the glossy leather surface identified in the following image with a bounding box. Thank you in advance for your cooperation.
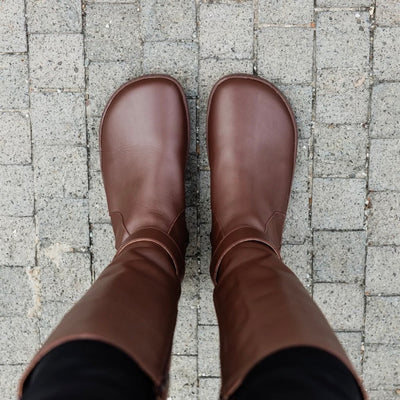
[207,74,297,283]
[101,75,189,279]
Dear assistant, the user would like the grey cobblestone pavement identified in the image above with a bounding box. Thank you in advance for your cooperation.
[0,1,399,399]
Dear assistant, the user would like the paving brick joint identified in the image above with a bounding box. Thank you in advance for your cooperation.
[1,1,399,399]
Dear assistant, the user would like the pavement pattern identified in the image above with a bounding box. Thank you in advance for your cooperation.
[1,0,400,399]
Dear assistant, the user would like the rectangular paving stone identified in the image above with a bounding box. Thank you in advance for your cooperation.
[173,302,198,356]
[259,0,314,25]
[376,1,400,26]
[34,145,88,198]
[369,139,400,191]
[313,283,364,330]
[316,11,370,69]
[143,41,198,97]
[87,61,138,117]
[0,112,31,164]
[30,34,84,89]
[27,0,82,33]
[199,273,217,326]
[39,249,91,302]
[0,0,26,53]
[314,124,367,178]
[316,68,369,124]
[0,267,33,316]
[0,165,34,216]
[141,0,196,41]
[199,378,221,400]
[277,85,313,138]
[198,325,220,377]
[31,91,86,146]
[311,178,365,230]
[314,231,366,283]
[291,139,309,192]
[85,3,141,62]
[365,296,400,344]
[282,191,311,244]
[39,301,74,343]
[371,83,400,139]
[0,365,26,400]
[0,54,29,109]
[367,192,400,246]
[36,198,89,248]
[258,28,313,84]
[374,28,400,81]
[89,171,109,223]
[0,316,38,363]
[366,246,400,295]
[363,344,400,389]
[0,217,35,266]
[336,331,363,375]
[169,355,198,400]
[91,223,114,277]
[200,3,253,59]
[281,243,312,292]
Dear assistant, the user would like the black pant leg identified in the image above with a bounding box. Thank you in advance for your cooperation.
[231,347,363,400]
[22,340,155,400]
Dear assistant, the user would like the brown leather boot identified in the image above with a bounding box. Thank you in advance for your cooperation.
[207,74,367,399]
[19,75,189,399]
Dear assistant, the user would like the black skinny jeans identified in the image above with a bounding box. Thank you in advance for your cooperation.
[22,340,362,400]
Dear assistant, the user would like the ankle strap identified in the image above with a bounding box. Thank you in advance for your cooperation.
[210,226,281,284]
[116,228,185,281]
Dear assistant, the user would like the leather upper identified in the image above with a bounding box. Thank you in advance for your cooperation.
[207,74,298,283]
[100,75,189,278]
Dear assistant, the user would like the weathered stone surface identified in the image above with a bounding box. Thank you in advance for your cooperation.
[313,231,366,283]
[314,124,367,178]
[312,178,365,230]
[366,246,400,295]
[27,0,82,33]
[369,139,400,191]
[0,0,26,53]
[0,54,29,109]
[313,283,364,330]
[258,28,313,84]
[316,68,369,124]
[85,3,141,62]
[371,83,400,139]
[316,11,370,69]
[30,34,84,89]
[199,3,253,59]
[0,112,31,164]
[31,92,86,146]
